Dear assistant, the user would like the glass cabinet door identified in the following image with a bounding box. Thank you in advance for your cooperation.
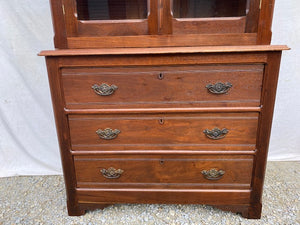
[76,0,148,20]
[172,0,247,18]
[170,0,257,35]
[63,0,157,37]
[54,0,262,48]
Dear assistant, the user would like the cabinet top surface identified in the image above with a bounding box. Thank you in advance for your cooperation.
[39,45,289,56]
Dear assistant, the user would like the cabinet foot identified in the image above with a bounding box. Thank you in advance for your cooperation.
[67,206,86,216]
[72,203,112,216]
[213,203,262,219]
[243,203,262,219]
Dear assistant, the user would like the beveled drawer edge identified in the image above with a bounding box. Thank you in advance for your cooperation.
[76,188,251,205]
[76,188,251,193]
[70,150,257,155]
[64,106,262,114]
[76,182,251,188]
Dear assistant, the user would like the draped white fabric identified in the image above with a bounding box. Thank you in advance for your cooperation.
[0,0,299,177]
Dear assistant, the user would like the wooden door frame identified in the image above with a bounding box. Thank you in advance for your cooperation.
[49,0,275,48]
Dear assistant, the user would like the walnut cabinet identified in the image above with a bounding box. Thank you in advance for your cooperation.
[40,0,288,219]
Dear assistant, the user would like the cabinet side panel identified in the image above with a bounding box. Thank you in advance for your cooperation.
[251,51,282,214]
[45,57,82,215]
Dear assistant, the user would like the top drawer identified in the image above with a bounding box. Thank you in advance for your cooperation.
[62,64,264,109]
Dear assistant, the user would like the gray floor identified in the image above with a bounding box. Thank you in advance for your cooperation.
[0,162,299,225]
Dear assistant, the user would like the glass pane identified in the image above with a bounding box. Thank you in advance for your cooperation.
[173,0,247,18]
[76,0,148,20]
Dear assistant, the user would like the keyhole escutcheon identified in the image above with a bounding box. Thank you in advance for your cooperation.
[158,73,164,80]
[159,118,165,125]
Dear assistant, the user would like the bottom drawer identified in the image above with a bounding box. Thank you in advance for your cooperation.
[76,188,251,205]
[74,155,253,189]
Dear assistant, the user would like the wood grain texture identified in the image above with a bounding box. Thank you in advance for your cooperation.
[257,0,275,44]
[64,107,262,115]
[42,48,287,218]
[39,45,289,56]
[68,113,259,150]
[43,0,287,218]
[76,188,251,205]
[74,154,253,189]
[245,0,260,33]
[158,0,172,34]
[173,17,246,34]
[147,0,158,34]
[249,51,283,219]
[48,0,276,48]
[75,0,154,37]
[49,0,67,48]
[62,64,264,109]
[45,57,82,216]
[71,149,257,155]
[66,34,258,48]
[77,20,148,36]
[62,0,78,38]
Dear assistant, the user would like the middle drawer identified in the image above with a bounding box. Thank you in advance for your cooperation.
[69,112,258,151]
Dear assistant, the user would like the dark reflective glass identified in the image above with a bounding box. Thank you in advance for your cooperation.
[173,0,247,18]
[76,0,148,20]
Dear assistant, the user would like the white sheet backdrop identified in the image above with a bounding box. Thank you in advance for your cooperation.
[0,1,299,177]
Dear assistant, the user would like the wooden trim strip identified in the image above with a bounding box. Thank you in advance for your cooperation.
[64,34,258,48]
[77,188,251,193]
[245,0,260,33]
[257,0,275,44]
[64,107,262,114]
[39,45,289,56]
[57,53,268,67]
[174,17,246,22]
[76,188,251,205]
[173,17,246,34]
[49,0,68,48]
[70,150,257,155]
[77,182,251,188]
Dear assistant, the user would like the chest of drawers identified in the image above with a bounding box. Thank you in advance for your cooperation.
[40,46,288,218]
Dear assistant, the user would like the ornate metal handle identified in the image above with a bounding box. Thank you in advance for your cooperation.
[202,168,225,180]
[203,128,228,140]
[92,83,118,96]
[101,167,124,179]
[206,82,232,94]
[96,128,120,140]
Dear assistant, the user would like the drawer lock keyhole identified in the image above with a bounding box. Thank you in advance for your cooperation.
[158,118,165,125]
[160,160,165,165]
[158,73,164,80]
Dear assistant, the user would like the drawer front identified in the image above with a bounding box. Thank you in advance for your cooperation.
[74,155,253,189]
[62,65,264,109]
[69,113,258,150]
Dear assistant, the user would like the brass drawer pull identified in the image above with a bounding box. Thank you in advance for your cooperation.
[206,82,232,94]
[101,167,124,179]
[203,128,228,140]
[92,83,118,96]
[96,128,120,140]
[202,168,225,180]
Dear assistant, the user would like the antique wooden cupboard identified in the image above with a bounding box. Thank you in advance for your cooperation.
[40,0,288,218]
